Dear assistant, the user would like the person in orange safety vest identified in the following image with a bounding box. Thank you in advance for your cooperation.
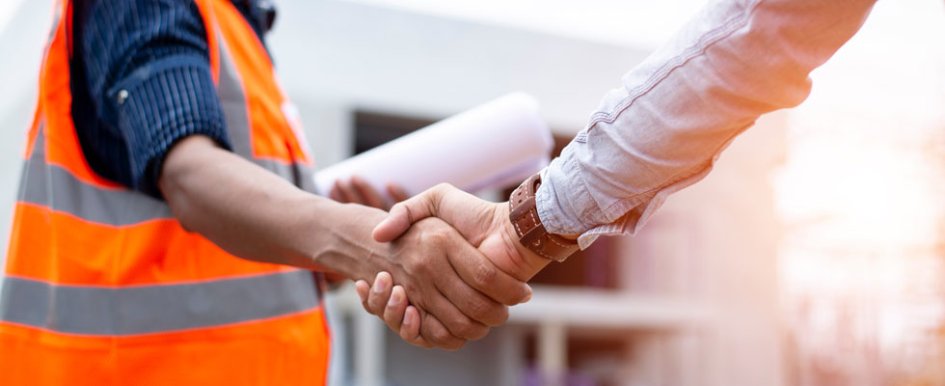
[0,1,532,384]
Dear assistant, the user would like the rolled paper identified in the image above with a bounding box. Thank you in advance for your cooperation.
[314,92,554,199]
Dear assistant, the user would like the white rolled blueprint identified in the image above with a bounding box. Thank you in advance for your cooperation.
[314,93,554,198]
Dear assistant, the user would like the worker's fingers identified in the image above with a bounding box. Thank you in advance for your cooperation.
[400,306,429,348]
[381,285,409,333]
[355,280,372,312]
[358,277,417,342]
[367,272,394,315]
[375,280,472,351]
[358,278,428,348]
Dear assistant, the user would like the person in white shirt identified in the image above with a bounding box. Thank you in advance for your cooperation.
[349,0,881,349]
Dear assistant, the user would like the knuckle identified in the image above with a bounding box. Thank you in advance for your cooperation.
[367,295,385,310]
[383,310,399,326]
[465,297,492,321]
[470,325,489,341]
[417,227,441,245]
[362,296,382,314]
[483,305,509,326]
[456,292,508,326]
[473,263,497,288]
[420,229,454,251]
[410,258,433,278]
[428,227,452,243]
[497,307,510,324]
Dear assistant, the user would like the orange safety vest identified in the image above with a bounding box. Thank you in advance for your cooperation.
[0,1,330,385]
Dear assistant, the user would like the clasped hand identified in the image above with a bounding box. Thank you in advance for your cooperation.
[333,179,549,350]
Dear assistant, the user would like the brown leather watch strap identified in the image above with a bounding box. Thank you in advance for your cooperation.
[508,174,579,262]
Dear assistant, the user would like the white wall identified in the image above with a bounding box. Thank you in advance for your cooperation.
[660,112,788,386]
[266,0,648,144]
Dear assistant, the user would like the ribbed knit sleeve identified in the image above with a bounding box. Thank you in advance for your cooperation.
[73,0,232,198]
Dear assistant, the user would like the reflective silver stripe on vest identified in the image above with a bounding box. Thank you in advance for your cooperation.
[216,29,254,158]
[19,141,174,225]
[18,129,318,226]
[0,270,318,335]
[213,28,319,194]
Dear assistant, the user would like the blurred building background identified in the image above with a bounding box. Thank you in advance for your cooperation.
[0,1,943,385]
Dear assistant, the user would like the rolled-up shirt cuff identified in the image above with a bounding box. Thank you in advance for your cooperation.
[115,62,231,198]
[536,151,716,249]
[535,156,613,249]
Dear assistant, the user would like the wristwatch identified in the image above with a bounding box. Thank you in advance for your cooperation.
[508,174,579,262]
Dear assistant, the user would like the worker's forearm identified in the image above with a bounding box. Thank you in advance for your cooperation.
[159,136,533,347]
[158,135,384,278]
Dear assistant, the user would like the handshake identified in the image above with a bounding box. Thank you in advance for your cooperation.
[330,178,555,350]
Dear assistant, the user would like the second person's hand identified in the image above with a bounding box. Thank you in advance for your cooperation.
[357,184,554,346]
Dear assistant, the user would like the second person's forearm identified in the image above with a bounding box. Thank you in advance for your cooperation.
[538,0,876,244]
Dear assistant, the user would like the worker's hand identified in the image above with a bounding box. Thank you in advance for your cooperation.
[360,184,551,346]
[354,273,423,345]
[157,136,525,350]
[329,176,409,211]
[325,176,408,285]
[367,216,532,350]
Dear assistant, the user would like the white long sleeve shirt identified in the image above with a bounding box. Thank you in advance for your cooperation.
[536,0,878,248]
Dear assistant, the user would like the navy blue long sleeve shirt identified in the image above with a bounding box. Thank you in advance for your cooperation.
[70,0,275,198]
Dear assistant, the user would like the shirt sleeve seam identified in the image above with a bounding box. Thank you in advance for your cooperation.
[586,0,762,131]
